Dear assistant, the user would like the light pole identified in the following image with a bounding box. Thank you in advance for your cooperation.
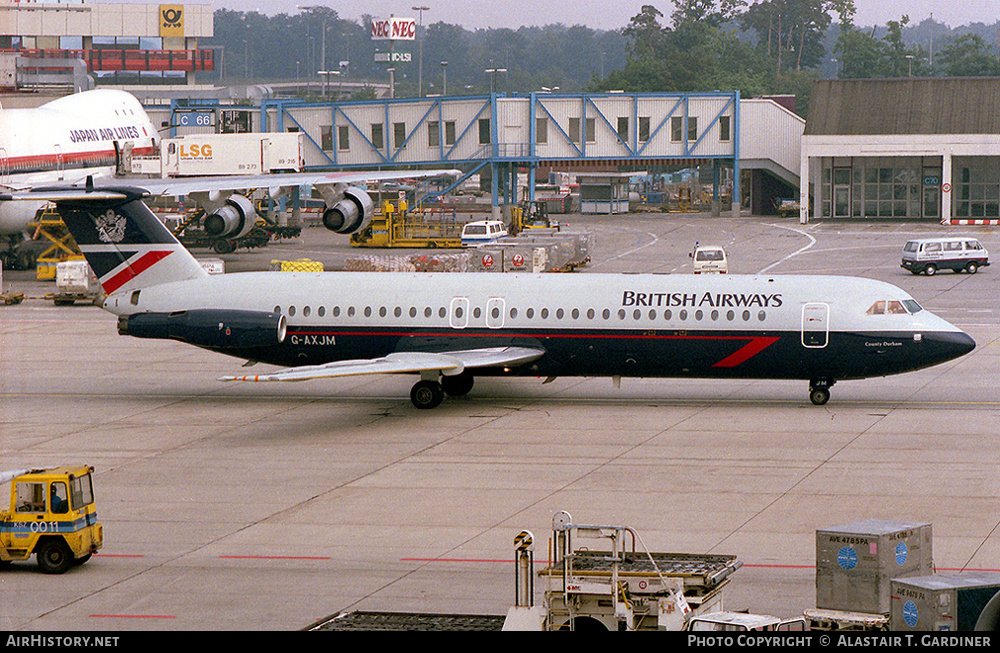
[440,60,447,96]
[485,67,506,94]
[339,60,349,98]
[388,67,395,99]
[299,6,330,88]
[412,5,429,97]
[319,70,338,100]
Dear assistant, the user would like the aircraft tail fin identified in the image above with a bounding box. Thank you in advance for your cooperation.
[50,187,207,296]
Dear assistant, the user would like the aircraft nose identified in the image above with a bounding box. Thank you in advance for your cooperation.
[927,330,976,361]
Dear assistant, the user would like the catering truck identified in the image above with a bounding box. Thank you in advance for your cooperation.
[133,133,304,177]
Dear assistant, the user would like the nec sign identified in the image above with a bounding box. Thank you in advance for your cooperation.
[371,17,416,41]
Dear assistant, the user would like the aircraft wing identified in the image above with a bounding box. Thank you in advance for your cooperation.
[133,168,462,197]
[220,346,545,383]
[3,168,460,202]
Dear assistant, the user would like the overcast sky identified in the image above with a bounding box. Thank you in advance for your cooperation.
[207,1,1000,30]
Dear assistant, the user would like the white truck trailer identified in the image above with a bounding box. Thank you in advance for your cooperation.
[133,132,304,177]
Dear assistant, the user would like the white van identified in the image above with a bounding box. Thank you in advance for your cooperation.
[901,237,989,275]
[690,245,728,274]
[461,220,509,246]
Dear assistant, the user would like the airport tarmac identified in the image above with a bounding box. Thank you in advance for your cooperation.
[1,211,999,631]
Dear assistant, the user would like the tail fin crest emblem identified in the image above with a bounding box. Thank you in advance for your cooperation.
[95,209,128,243]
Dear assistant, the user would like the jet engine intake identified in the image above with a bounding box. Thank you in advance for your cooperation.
[322,186,373,234]
[119,309,287,350]
[202,194,259,239]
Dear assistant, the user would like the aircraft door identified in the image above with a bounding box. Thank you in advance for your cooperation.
[801,303,829,348]
[485,297,505,329]
[449,297,469,329]
[54,145,64,181]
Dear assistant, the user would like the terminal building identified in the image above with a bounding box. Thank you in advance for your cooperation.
[0,1,213,90]
[801,78,1000,225]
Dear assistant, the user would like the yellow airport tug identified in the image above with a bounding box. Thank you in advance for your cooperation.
[0,466,103,573]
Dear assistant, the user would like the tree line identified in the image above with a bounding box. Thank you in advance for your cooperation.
[202,2,1000,115]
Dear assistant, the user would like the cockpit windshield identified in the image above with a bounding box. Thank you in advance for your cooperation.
[867,299,922,315]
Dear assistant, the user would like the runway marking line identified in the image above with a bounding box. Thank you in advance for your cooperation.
[89,614,176,619]
[219,555,331,560]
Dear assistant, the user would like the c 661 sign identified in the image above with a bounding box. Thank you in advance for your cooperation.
[371,17,416,40]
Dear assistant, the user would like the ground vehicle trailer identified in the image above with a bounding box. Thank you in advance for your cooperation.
[503,512,742,631]
[691,244,728,274]
[134,133,305,177]
[0,466,102,573]
[901,237,989,275]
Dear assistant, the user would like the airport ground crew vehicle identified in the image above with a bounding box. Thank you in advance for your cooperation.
[0,466,103,574]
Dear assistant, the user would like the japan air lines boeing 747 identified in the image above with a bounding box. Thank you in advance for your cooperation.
[7,184,975,409]
[0,89,459,267]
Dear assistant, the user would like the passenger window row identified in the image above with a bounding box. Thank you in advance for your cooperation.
[274,304,769,324]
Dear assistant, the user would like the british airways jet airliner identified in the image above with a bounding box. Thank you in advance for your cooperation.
[11,184,976,409]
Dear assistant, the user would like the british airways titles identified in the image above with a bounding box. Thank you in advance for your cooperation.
[622,290,784,308]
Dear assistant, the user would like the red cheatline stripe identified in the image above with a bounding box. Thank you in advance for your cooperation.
[102,250,173,294]
[712,336,780,368]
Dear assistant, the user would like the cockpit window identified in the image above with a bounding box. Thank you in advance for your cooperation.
[867,300,922,315]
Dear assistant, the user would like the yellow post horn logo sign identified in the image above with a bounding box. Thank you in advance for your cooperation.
[160,5,184,37]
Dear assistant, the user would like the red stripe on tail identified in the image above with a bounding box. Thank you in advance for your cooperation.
[101,250,173,294]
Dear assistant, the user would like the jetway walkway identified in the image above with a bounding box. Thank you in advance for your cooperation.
[151,92,805,215]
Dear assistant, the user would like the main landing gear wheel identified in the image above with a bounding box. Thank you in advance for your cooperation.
[809,387,831,406]
[441,372,475,397]
[410,380,445,409]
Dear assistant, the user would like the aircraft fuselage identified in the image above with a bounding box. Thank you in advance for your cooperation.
[107,270,974,385]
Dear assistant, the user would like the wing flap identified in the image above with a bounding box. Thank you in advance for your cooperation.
[221,346,544,384]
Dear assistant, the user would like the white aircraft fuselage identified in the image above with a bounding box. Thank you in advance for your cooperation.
[109,268,973,386]
[0,89,158,235]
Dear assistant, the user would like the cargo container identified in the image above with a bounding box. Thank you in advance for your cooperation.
[52,259,100,305]
[890,572,1000,630]
[139,133,304,177]
[816,519,933,614]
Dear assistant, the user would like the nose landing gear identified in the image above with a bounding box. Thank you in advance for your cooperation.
[809,379,835,406]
